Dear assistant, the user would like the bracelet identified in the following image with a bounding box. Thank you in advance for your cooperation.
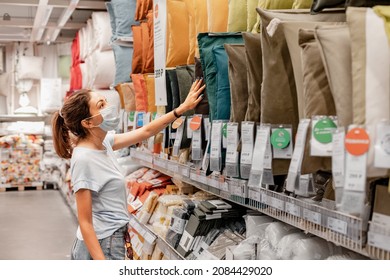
[173,108,182,118]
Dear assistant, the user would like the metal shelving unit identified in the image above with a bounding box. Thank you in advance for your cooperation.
[129,147,390,260]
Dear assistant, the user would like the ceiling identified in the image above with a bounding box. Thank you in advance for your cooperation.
[0,0,107,44]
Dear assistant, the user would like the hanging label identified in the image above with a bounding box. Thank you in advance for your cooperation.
[286,119,311,192]
[303,208,321,225]
[240,122,255,179]
[374,120,390,168]
[311,116,337,157]
[172,116,184,129]
[203,117,210,141]
[327,217,348,235]
[271,126,293,159]
[332,128,346,190]
[186,116,193,139]
[285,202,301,218]
[222,123,228,149]
[210,121,223,171]
[136,112,144,128]
[345,127,370,156]
[248,125,271,188]
[191,115,203,161]
[225,123,239,177]
[173,116,186,157]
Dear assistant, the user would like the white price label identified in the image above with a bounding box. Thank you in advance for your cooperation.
[219,182,229,192]
[332,129,345,189]
[249,189,261,201]
[180,166,190,177]
[167,162,179,173]
[270,197,285,211]
[303,209,321,225]
[208,177,219,189]
[344,153,367,192]
[226,123,239,164]
[261,194,269,204]
[327,217,348,235]
[240,122,255,165]
[285,202,301,217]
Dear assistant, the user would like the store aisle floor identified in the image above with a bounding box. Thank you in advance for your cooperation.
[0,189,78,260]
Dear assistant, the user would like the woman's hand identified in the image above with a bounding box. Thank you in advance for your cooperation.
[176,79,206,115]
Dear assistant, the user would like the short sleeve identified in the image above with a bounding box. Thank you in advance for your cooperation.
[73,179,101,193]
[71,154,103,193]
[104,133,115,148]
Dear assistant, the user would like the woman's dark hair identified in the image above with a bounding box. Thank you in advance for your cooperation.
[52,89,92,159]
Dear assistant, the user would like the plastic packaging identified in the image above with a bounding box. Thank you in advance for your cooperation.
[265,222,300,248]
[290,237,342,260]
[258,239,278,260]
[232,236,263,260]
[244,214,274,238]
[276,232,310,260]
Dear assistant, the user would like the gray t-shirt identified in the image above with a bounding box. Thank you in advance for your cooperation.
[71,134,129,240]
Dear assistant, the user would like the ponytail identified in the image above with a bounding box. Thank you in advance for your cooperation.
[52,111,72,159]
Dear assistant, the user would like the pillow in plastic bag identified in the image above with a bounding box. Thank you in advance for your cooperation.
[232,236,263,260]
[276,232,310,260]
[258,239,278,260]
[18,56,43,80]
[265,222,300,248]
[245,214,274,238]
[291,236,341,260]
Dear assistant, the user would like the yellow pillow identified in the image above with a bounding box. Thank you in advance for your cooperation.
[144,74,156,113]
[247,0,259,32]
[194,0,208,57]
[184,0,196,64]
[228,0,248,32]
[292,0,313,9]
[207,0,228,32]
[252,0,295,33]
[166,0,190,67]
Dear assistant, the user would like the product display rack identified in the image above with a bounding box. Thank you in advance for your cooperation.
[129,214,184,260]
[129,147,390,260]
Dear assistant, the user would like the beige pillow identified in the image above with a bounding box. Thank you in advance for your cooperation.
[347,7,390,178]
[314,24,353,127]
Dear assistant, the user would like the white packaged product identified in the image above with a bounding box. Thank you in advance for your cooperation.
[265,222,300,248]
[258,239,278,260]
[276,232,310,260]
[232,236,262,260]
[290,236,342,260]
[244,214,274,238]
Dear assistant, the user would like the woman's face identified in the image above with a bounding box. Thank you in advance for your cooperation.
[84,91,108,126]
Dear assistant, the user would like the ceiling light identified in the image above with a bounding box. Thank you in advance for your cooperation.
[3,13,11,21]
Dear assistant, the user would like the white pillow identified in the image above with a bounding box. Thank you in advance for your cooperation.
[91,50,115,89]
[92,12,112,51]
[79,62,89,89]
[79,27,87,61]
[87,18,97,56]
[40,78,63,113]
[18,56,43,80]
[0,72,10,96]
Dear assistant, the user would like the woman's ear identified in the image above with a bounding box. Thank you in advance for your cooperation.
[81,119,93,129]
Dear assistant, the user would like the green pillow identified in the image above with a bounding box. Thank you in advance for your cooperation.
[58,55,71,79]
[197,32,243,121]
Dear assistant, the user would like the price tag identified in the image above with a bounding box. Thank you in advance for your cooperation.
[186,116,193,138]
[167,161,179,173]
[270,197,285,211]
[240,122,255,165]
[286,119,310,192]
[271,126,293,159]
[226,123,239,163]
[303,209,321,225]
[208,177,219,189]
[154,157,167,169]
[219,181,229,192]
[203,117,210,141]
[375,120,390,168]
[285,202,301,217]
[261,193,269,205]
[180,165,190,177]
[311,116,337,157]
[332,128,346,190]
[136,112,145,128]
[344,152,367,192]
[210,121,223,171]
[327,217,348,235]
[249,189,261,202]
[229,180,241,196]
[173,116,186,157]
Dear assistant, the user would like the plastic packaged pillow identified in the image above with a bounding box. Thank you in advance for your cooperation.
[290,236,342,259]
[232,236,263,260]
[258,239,278,260]
[265,222,301,248]
[276,232,310,259]
[18,56,44,80]
[92,12,113,51]
[244,214,274,238]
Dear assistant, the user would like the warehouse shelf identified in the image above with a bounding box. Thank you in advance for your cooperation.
[129,147,390,260]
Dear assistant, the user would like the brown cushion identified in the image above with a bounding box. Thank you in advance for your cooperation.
[299,28,335,174]
[144,10,154,73]
[224,44,249,123]
[194,57,210,115]
[257,8,346,175]
[242,32,262,123]
[131,25,143,74]
[314,24,353,127]
[114,82,136,112]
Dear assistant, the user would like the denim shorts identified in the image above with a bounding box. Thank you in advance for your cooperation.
[71,224,127,260]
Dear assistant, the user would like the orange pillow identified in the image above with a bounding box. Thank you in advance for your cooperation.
[131,73,148,111]
[141,21,150,73]
[166,0,190,67]
[207,0,228,32]
[144,10,154,73]
[132,25,143,74]
[144,74,157,113]
[114,82,136,112]
[194,0,208,57]
[184,0,196,64]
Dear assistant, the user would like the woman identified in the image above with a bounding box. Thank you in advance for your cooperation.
[52,79,205,260]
